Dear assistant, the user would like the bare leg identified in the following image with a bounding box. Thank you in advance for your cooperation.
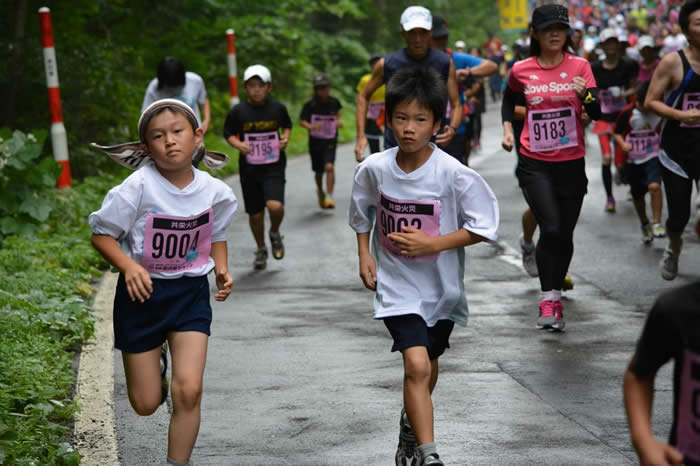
[324,163,335,196]
[402,346,433,445]
[267,200,284,233]
[122,348,162,416]
[633,198,650,225]
[428,359,439,394]
[649,182,663,224]
[249,211,265,248]
[167,331,208,463]
[522,208,537,244]
[315,172,324,195]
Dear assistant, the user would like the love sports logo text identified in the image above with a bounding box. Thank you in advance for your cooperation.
[524,82,575,95]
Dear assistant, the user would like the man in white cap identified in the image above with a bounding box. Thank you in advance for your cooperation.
[354,6,461,162]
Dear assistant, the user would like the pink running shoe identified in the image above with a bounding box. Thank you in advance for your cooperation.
[552,300,565,331]
[536,300,556,329]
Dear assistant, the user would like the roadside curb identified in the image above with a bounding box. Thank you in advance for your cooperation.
[74,271,119,465]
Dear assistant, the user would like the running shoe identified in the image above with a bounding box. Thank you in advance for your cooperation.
[254,247,268,270]
[160,343,169,405]
[520,235,538,277]
[317,189,326,209]
[552,300,565,331]
[421,454,444,466]
[323,196,336,209]
[605,197,616,213]
[269,232,285,260]
[536,300,557,329]
[395,409,419,466]
[641,223,653,245]
[660,247,679,281]
[562,276,574,291]
[652,223,666,238]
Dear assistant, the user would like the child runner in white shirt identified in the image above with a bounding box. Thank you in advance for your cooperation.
[89,99,237,466]
[348,66,499,466]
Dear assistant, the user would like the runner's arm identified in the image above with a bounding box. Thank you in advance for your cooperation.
[91,234,153,302]
[388,227,486,257]
[201,98,211,134]
[226,135,251,154]
[514,105,526,121]
[645,52,685,120]
[501,86,518,151]
[210,241,233,301]
[446,60,463,131]
[468,58,499,77]
[356,59,384,143]
[356,232,376,291]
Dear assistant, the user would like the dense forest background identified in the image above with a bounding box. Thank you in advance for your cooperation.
[2,0,501,179]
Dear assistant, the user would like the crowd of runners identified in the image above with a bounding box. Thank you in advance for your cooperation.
[84,2,700,465]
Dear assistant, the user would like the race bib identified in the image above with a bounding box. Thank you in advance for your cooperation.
[599,89,626,114]
[625,130,659,161]
[677,349,700,462]
[528,107,578,152]
[310,114,337,139]
[376,191,440,262]
[367,102,383,120]
[141,208,213,274]
[680,93,700,128]
[244,131,280,165]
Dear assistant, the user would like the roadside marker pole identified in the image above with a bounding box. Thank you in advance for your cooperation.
[39,6,71,188]
[226,29,240,107]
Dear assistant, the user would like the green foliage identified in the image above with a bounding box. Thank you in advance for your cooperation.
[0,173,120,464]
[0,128,61,237]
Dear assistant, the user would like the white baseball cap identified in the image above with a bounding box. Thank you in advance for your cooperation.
[243,64,271,83]
[599,28,619,43]
[638,35,655,50]
[455,40,466,49]
[400,6,432,31]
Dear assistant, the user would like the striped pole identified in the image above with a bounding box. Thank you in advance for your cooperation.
[39,7,71,188]
[226,29,240,107]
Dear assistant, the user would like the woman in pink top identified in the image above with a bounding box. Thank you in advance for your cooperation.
[501,4,601,331]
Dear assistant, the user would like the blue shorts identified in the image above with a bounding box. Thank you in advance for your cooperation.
[113,274,212,353]
[383,314,455,361]
[626,157,662,200]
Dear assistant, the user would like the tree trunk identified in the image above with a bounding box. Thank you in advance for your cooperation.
[3,0,29,128]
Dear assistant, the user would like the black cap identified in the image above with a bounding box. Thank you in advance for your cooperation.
[531,4,570,31]
[369,53,383,66]
[432,15,449,38]
[313,74,330,87]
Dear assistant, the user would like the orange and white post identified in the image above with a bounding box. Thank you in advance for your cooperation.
[226,29,240,107]
[39,6,71,188]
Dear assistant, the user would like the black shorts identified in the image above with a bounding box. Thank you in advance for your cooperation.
[239,155,286,214]
[625,158,662,200]
[113,274,212,353]
[309,139,337,173]
[516,154,588,200]
[383,314,455,361]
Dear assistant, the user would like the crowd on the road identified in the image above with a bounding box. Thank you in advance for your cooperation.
[81,2,700,465]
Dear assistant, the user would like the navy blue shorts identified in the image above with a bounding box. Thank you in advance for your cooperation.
[383,314,455,361]
[113,274,212,353]
[625,158,662,200]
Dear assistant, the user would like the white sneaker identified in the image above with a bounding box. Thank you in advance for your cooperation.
[652,223,666,238]
[660,247,679,281]
[641,223,653,245]
[520,235,538,277]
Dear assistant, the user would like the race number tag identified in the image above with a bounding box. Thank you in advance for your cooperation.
[676,349,700,462]
[625,130,659,161]
[599,89,626,114]
[244,131,280,165]
[310,115,337,139]
[367,102,383,120]
[680,93,700,128]
[376,191,440,262]
[528,107,578,152]
[142,208,213,273]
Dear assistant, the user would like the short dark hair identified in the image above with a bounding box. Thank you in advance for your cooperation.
[157,57,186,89]
[680,0,700,35]
[385,66,446,125]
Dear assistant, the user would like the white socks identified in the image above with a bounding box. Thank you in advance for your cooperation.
[542,290,561,302]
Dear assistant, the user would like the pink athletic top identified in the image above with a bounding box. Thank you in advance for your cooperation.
[509,53,597,162]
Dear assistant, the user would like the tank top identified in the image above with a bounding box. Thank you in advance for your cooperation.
[384,48,451,90]
[660,50,700,160]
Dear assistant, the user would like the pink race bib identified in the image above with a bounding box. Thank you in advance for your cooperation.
[625,130,659,161]
[599,89,626,114]
[141,208,213,274]
[676,349,700,462]
[367,102,383,120]
[244,131,280,165]
[528,107,578,153]
[377,191,440,262]
[310,115,337,139]
[680,93,700,128]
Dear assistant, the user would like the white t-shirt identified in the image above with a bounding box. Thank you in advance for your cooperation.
[142,71,208,124]
[348,144,499,327]
[89,163,237,279]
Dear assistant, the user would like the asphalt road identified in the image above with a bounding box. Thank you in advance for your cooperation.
[109,101,700,465]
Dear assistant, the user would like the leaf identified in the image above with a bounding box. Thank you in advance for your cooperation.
[19,197,53,222]
[0,216,36,235]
